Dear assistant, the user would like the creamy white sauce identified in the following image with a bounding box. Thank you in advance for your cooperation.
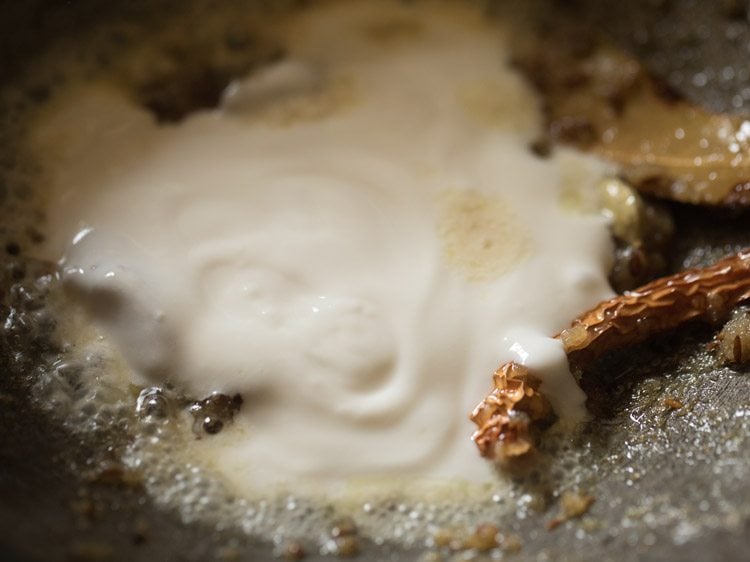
[31,0,614,495]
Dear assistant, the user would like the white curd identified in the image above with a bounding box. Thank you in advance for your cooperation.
[31,0,614,495]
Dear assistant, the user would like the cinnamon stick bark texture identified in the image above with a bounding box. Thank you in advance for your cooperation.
[471,249,750,460]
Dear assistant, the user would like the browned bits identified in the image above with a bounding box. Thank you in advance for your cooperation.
[189,392,243,436]
[330,517,357,539]
[513,34,750,207]
[499,533,523,553]
[561,491,595,517]
[432,528,455,549]
[430,525,521,555]
[283,540,306,561]
[663,397,684,410]
[547,491,595,530]
[333,537,359,558]
[529,137,552,158]
[462,523,500,552]
[330,517,359,557]
[470,362,555,459]
[716,307,750,365]
[472,249,750,459]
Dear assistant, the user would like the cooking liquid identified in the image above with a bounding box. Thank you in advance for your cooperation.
[30,0,614,497]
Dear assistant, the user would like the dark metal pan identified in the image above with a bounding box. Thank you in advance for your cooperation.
[1,1,748,560]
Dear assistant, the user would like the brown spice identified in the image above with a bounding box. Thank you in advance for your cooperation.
[470,363,555,459]
[334,536,359,557]
[432,527,454,549]
[472,249,750,459]
[331,517,357,538]
[498,533,523,553]
[462,523,499,552]
[663,397,684,410]
[283,540,306,561]
[547,491,595,530]
[516,36,750,207]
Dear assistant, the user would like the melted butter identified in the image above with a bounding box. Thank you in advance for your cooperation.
[30,0,614,496]
[437,190,532,281]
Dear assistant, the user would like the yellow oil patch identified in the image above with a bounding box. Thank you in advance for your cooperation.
[458,78,538,134]
[437,189,532,281]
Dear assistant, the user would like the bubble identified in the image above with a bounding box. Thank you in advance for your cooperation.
[136,387,171,420]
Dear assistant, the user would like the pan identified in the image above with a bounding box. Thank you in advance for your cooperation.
[0,1,748,560]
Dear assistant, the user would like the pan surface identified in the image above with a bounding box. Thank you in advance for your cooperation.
[0,1,748,561]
